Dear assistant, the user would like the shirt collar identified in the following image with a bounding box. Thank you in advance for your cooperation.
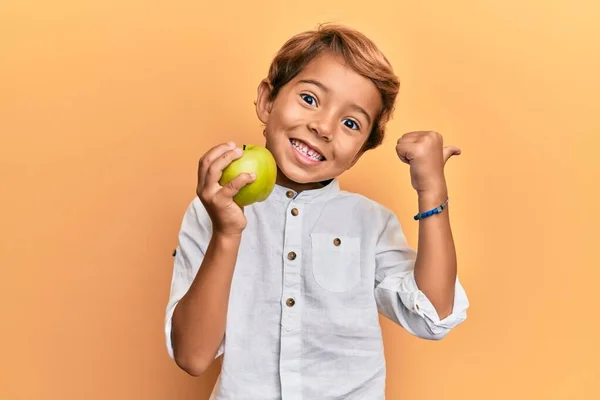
[269,179,341,203]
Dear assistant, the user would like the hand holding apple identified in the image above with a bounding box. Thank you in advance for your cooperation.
[196,142,258,236]
[395,131,461,195]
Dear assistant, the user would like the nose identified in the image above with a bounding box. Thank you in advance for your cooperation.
[307,114,335,142]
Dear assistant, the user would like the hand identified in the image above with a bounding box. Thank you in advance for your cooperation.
[395,131,461,195]
[196,142,256,236]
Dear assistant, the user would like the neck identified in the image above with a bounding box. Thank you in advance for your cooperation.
[275,167,325,193]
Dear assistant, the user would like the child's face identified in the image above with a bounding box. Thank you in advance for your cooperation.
[255,52,382,189]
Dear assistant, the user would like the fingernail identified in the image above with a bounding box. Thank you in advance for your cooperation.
[228,141,236,148]
[249,173,256,179]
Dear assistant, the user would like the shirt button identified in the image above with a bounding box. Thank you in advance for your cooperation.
[287,251,297,260]
[286,298,296,307]
[286,190,295,198]
[291,208,299,216]
[333,237,341,246]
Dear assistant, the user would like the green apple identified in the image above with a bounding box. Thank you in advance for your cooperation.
[219,144,277,207]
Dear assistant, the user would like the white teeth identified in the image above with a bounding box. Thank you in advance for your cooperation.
[291,139,324,161]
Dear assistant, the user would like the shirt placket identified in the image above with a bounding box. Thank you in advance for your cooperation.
[279,190,303,400]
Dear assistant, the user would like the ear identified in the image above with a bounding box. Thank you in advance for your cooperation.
[255,79,274,125]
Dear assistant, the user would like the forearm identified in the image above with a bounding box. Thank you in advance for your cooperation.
[413,186,457,319]
[171,232,241,375]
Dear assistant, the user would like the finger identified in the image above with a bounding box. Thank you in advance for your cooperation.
[443,146,462,163]
[397,135,419,144]
[198,141,236,190]
[216,172,257,201]
[205,147,244,187]
[198,141,236,187]
[395,143,414,164]
[397,154,410,164]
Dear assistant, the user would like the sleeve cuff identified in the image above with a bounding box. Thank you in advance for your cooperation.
[165,302,178,360]
[398,270,469,332]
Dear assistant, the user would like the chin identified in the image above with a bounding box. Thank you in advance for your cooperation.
[279,165,314,184]
[278,162,328,185]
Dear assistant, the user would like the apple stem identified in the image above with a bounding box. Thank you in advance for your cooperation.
[243,144,246,150]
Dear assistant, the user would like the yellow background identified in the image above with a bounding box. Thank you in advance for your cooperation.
[1,1,599,399]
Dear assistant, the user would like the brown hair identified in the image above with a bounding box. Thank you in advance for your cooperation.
[266,24,400,151]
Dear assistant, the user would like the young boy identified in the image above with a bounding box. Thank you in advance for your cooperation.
[165,24,469,399]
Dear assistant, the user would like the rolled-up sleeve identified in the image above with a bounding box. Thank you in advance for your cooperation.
[164,198,224,359]
[373,209,469,340]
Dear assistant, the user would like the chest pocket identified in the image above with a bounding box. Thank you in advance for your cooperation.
[310,233,361,293]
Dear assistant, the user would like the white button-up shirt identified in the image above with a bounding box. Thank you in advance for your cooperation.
[165,179,469,399]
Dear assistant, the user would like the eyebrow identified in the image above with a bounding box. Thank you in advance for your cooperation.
[298,79,373,126]
[298,79,329,93]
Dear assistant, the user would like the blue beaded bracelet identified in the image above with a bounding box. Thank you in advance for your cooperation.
[414,197,449,220]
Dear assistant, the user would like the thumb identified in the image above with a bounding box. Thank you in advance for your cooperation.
[219,172,256,198]
[443,146,461,164]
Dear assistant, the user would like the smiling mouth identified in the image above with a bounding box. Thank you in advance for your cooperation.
[290,139,326,162]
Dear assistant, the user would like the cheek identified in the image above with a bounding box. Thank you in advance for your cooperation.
[274,97,305,127]
[265,105,300,143]
[332,136,367,165]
